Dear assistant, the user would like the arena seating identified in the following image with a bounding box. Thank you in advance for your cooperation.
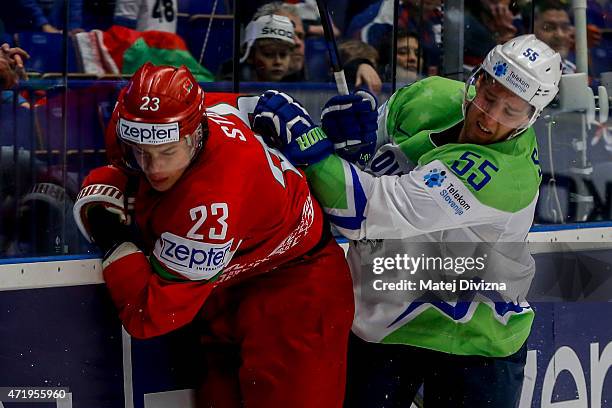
[0,102,37,150]
[179,14,233,75]
[178,0,229,15]
[304,37,331,82]
[15,32,79,74]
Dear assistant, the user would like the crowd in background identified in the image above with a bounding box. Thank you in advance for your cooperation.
[0,0,610,91]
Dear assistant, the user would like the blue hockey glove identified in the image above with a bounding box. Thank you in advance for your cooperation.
[252,90,333,166]
[321,90,378,168]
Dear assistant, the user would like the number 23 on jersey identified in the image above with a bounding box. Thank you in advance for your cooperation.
[187,203,229,240]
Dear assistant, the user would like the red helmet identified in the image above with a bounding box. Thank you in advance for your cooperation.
[110,62,207,170]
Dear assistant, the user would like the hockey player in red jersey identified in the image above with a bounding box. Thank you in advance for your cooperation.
[73,62,354,407]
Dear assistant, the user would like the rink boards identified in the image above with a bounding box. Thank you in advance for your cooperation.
[1,226,612,408]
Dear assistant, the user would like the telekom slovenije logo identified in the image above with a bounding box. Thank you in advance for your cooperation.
[424,169,447,188]
[493,61,508,77]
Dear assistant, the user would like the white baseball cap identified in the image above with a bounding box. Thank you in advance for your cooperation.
[240,14,296,63]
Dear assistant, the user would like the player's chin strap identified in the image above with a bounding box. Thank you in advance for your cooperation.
[184,121,209,172]
[505,127,530,141]
[504,105,541,140]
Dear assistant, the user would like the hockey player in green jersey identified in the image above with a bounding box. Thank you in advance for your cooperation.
[252,34,562,407]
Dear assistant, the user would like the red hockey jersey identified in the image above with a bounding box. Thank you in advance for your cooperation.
[102,94,326,338]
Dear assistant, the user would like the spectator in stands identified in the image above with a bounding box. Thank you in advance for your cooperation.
[394,30,423,86]
[250,2,382,93]
[347,0,442,76]
[586,0,611,78]
[0,44,28,90]
[0,43,29,107]
[1,0,83,33]
[464,0,521,66]
[347,0,442,80]
[293,0,342,38]
[252,2,306,81]
[219,14,296,82]
[82,0,116,31]
[531,1,575,74]
[338,39,382,94]
[243,14,296,82]
[375,27,427,86]
[0,42,81,256]
[114,0,177,33]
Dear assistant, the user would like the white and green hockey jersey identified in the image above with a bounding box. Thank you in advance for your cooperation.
[306,76,542,357]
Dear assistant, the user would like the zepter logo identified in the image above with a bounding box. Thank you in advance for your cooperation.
[118,118,180,145]
[153,232,236,281]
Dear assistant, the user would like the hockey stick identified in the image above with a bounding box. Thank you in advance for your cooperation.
[198,0,219,65]
[315,0,378,157]
[315,0,349,95]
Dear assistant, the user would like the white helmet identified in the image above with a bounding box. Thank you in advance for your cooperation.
[477,34,562,128]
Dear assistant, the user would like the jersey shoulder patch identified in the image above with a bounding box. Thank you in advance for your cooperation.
[386,76,465,145]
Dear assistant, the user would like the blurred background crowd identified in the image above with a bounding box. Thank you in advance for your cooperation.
[1,0,610,91]
[0,0,611,258]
